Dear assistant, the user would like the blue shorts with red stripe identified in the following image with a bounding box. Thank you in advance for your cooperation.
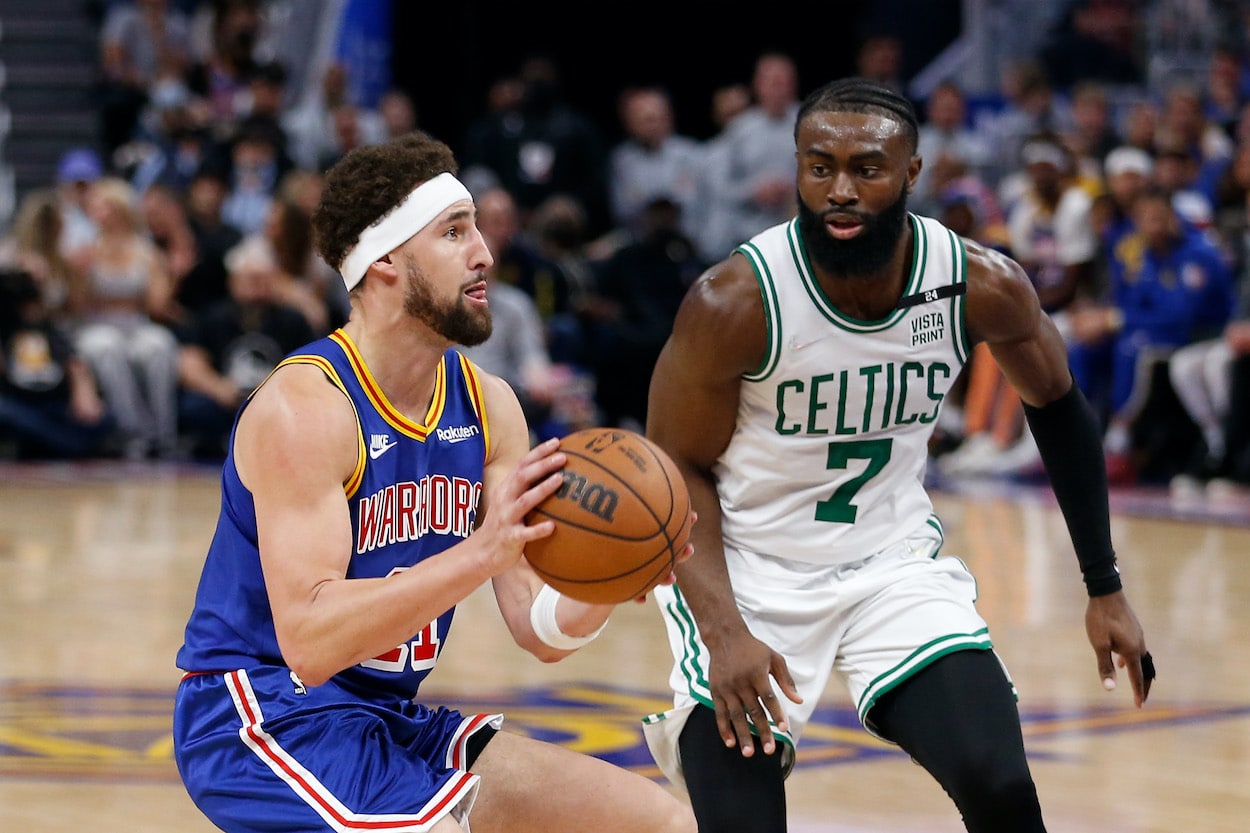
[174,666,502,833]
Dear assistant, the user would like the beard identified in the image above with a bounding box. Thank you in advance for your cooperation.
[796,182,910,279]
[402,263,493,346]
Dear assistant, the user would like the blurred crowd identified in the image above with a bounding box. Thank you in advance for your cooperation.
[0,0,1247,503]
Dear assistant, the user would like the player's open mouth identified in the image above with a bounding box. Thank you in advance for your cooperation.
[826,217,865,240]
[464,281,488,305]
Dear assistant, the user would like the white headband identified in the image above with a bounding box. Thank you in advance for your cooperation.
[339,172,473,289]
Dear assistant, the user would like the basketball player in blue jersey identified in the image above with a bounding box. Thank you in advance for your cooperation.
[642,78,1155,833]
[172,131,696,833]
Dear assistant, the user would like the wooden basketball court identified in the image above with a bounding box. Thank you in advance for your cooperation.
[1,459,1247,832]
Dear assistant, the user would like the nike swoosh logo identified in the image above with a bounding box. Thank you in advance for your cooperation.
[368,441,398,459]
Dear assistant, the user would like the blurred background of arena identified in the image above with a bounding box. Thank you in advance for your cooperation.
[1,2,1249,831]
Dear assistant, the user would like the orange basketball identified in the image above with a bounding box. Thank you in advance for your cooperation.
[524,427,692,605]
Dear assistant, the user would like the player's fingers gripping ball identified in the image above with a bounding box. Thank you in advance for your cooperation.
[524,427,692,604]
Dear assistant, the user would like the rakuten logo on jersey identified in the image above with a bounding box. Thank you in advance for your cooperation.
[436,424,480,444]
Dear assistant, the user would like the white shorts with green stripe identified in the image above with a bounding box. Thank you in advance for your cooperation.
[642,530,1011,794]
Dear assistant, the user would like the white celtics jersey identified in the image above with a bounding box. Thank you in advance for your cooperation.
[717,213,970,565]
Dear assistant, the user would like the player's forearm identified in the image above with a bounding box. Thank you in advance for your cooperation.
[1023,381,1122,596]
[672,473,749,650]
[277,543,496,686]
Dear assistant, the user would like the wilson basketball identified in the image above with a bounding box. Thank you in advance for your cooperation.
[525,427,692,605]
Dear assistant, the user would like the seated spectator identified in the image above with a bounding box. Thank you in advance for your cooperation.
[475,186,579,325]
[55,148,105,256]
[914,80,994,217]
[584,197,705,430]
[97,0,193,156]
[607,86,704,248]
[68,177,181,460]
[0,188,79,321]
[1069,187,1236,483]
[0,269,113,459]
[176,238,315,459]
[178,161,244,317]
[220,115,291,236]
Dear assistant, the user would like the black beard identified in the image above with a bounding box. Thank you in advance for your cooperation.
[403,266,493,346]
[796,183,910,279]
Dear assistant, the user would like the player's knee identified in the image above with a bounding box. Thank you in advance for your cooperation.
[949,759,1042,831]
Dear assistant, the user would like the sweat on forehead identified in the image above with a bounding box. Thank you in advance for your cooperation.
[796,78,919,151]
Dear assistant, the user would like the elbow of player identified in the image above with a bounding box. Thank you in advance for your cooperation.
[279,640,336,688]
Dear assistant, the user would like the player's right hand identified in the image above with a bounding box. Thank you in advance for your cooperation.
[708,631,802,758]
[476,437,566,574]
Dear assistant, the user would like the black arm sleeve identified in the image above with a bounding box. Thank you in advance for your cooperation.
[1022,380,1123,596]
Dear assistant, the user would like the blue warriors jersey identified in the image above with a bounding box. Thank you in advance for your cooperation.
[177,329,490,702]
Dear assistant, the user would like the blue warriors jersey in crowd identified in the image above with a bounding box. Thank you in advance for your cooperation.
[176,329,490,701]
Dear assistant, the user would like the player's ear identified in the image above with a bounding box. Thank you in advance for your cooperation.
[907,153,922,193]
[369,253,400,282]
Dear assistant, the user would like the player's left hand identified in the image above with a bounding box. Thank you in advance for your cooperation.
[1085,590,1154,707]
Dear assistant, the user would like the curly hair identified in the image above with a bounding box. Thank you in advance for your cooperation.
[311,130,460,274]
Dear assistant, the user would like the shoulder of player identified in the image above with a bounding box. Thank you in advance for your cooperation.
[679,253,766,331]
[960,236,1042,344]
[670,253,767,372]
[474,368,532,468]
[236,363,360,485]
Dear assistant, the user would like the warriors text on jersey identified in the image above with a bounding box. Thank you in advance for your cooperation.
[719,213,970,565]
[176,329,490,701]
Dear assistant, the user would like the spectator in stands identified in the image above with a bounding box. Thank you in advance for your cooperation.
[67,177,180,460]
[946,133,1099,477]
[692,82,752,263]
[139,182,199,333]
[283,62,386,173]
[0,269,112,460]
[0,189,78,320]
[377,88,419,140]
[914,80,993,217]
[178,161,243,317]
[461,56,612,235]
[697,51,801,261]
[1157,82,1235,176]
[527,194,600,367]
[254,197,333,334]
[1064,81,1124,184]
[459,277,595,443]
[185,0,264,132]
[982,61,1073,202]
[475,186,577,327]
[1071,186,1236,483]
[1038,0,1145,91]
[176,236,314,459]
[586,196,704,430]
[1009,133,1101,316]
[854,33,906,94]
[1153,143,1216,231]
[220,115,290,236]
[97,0,193,156]
[607,86,705,252]
[55,148,104,257]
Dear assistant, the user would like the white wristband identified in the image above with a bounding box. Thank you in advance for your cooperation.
[529,584,606,650]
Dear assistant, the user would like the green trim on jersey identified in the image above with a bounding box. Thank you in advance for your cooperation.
[737,241,784,381]
[789,214,927,333]
[856,630,996,726]
[946,227,971,366]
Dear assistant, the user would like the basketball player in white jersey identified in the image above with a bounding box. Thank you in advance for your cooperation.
[642,77,1154,833]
